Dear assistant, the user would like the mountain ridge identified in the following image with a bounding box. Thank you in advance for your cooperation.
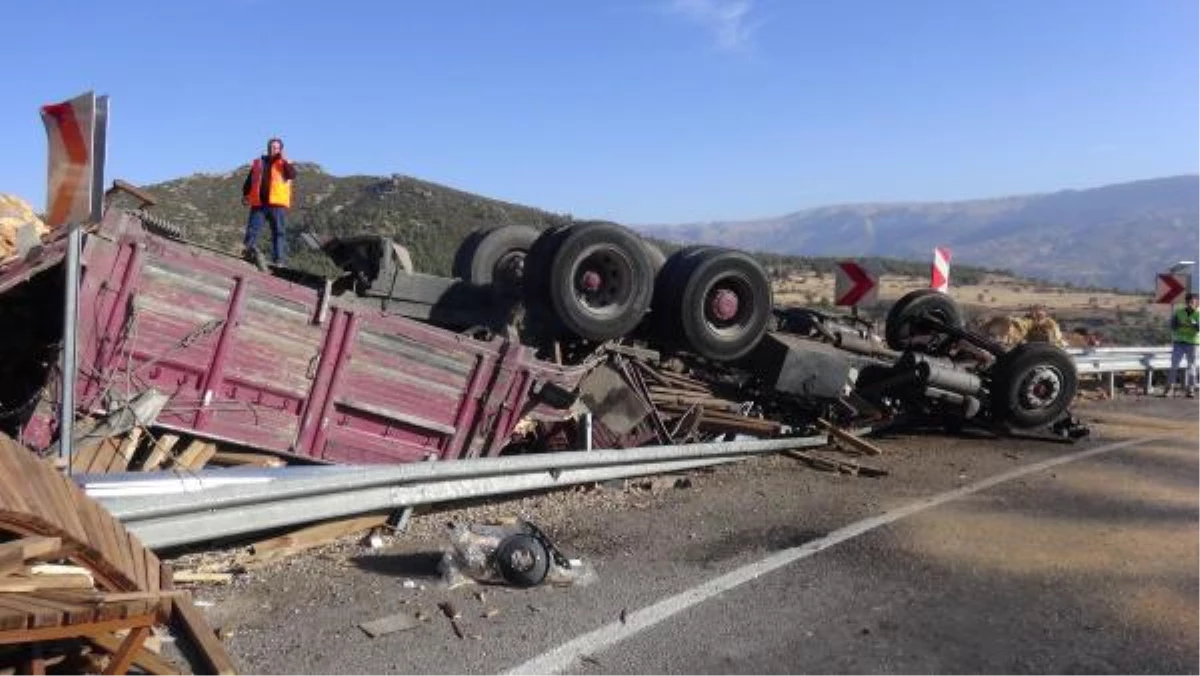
[635,175,1199,291]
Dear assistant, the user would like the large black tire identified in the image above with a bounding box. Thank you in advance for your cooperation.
[990,342,1078,428]
[546,223,655,341]
[493,533,550,587]
[652,245,715,325]
[451,225,539,292]
[642,240,667,277]
[885,289,964,351]
[668,248,772,361]
[522,225,572,303]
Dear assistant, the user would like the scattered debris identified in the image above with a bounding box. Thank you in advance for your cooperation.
[359,612,420,638]
[173,570,235,584]
[248,513,393,563]
[442,519,595,589]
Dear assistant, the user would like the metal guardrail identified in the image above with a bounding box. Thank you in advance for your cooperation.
[89,434,830,549]
[1066,345,1180,396]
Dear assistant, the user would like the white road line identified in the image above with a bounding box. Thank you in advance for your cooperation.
[507,435,1161,675]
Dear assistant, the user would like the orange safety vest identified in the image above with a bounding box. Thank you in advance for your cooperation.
[247,157,292,208]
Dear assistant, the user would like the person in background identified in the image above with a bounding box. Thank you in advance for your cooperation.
[1164,292,1199,398]
[241,137,296,267]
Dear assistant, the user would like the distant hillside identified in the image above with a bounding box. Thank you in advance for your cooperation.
[638,176,1200,292]
[119,166,1005,284]
[123,164,579,276]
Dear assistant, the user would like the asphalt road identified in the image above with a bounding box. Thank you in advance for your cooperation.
[187,397,1198,675]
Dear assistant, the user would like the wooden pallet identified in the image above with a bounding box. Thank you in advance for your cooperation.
[0,433,237,674]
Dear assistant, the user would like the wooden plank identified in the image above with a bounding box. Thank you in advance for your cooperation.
[85,438,124,474]
[69,440,103,475]
[144,548,161,594]
[129,530,148,592]
[208,450,285,468]
[0,442,44,517]
[103,625,151,675]
[43,471,90,543]
[108,427,144,474]
[139,433,179,472]
[0,603,29,630]
[0,613,154,645]
[0,574,95,592]
[190,442,217,471]
[102,505,136,588]
[172,571,233,584]
[249,513,390,562]
[17,593,96,625]
[0,595,63,628]
[817,419,884,456]
[87,632,181,676]
[172,595,238,675]
[0,537,62,575]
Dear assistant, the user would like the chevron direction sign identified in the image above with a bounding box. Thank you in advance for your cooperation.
[1154,272,1189,304]
[834,261,879,307]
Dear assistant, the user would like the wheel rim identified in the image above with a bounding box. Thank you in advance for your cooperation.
[571,244,635,318]
[702,273,755,337]
[1018,364,1064,410]
[493,250,526,288]
[506,547,538,573]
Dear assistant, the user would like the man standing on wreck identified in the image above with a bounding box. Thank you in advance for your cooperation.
[241,137,295,267]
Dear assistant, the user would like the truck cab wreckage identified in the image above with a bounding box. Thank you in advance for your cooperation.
[0,186,1087,477]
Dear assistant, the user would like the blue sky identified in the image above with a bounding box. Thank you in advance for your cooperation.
[4,0,1197,223]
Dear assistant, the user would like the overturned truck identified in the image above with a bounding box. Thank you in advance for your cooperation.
[0,193,1083,471]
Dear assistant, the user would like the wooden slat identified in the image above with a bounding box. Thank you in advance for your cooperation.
[0,575,94,592]
[0,603,28,631]
[43,472,90,544]
[103,509,136,588]
[18,593,96,625]
[0,537,62,575]
[108,428,144,474]
[69,440,103,475]
[249,513,390,562]
[208,450,285,468]
[87,631,180,676]
[0,595,64,628]
[128,530,148,591]
[0,447,38,516]
[145,548,160,594]
[139,434,179,472]
[103,625,151,675]
[86,438,123,474]
[172,440,216,471]
[0,613,154,645]
[173,596,237,675]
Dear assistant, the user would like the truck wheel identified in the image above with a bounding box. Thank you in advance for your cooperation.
[642,240,666,278]
[671,248,772,361]
[493,533,549,587]
[522,225,571,302]
[652,245,715,328]
[885,289,964,351]
[547,223,654,341]
[451,225,539,292]
[990,342,1077,428]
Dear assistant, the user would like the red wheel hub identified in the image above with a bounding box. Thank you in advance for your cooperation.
[579,270,603,292]
[709,288,739,321]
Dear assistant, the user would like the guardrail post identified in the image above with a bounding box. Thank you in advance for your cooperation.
[1144,367,1153,395]
[1107,372,1115,399]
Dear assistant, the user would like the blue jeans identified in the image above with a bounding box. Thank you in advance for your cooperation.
[1168,341,1198,389]
[244,206,287,264]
